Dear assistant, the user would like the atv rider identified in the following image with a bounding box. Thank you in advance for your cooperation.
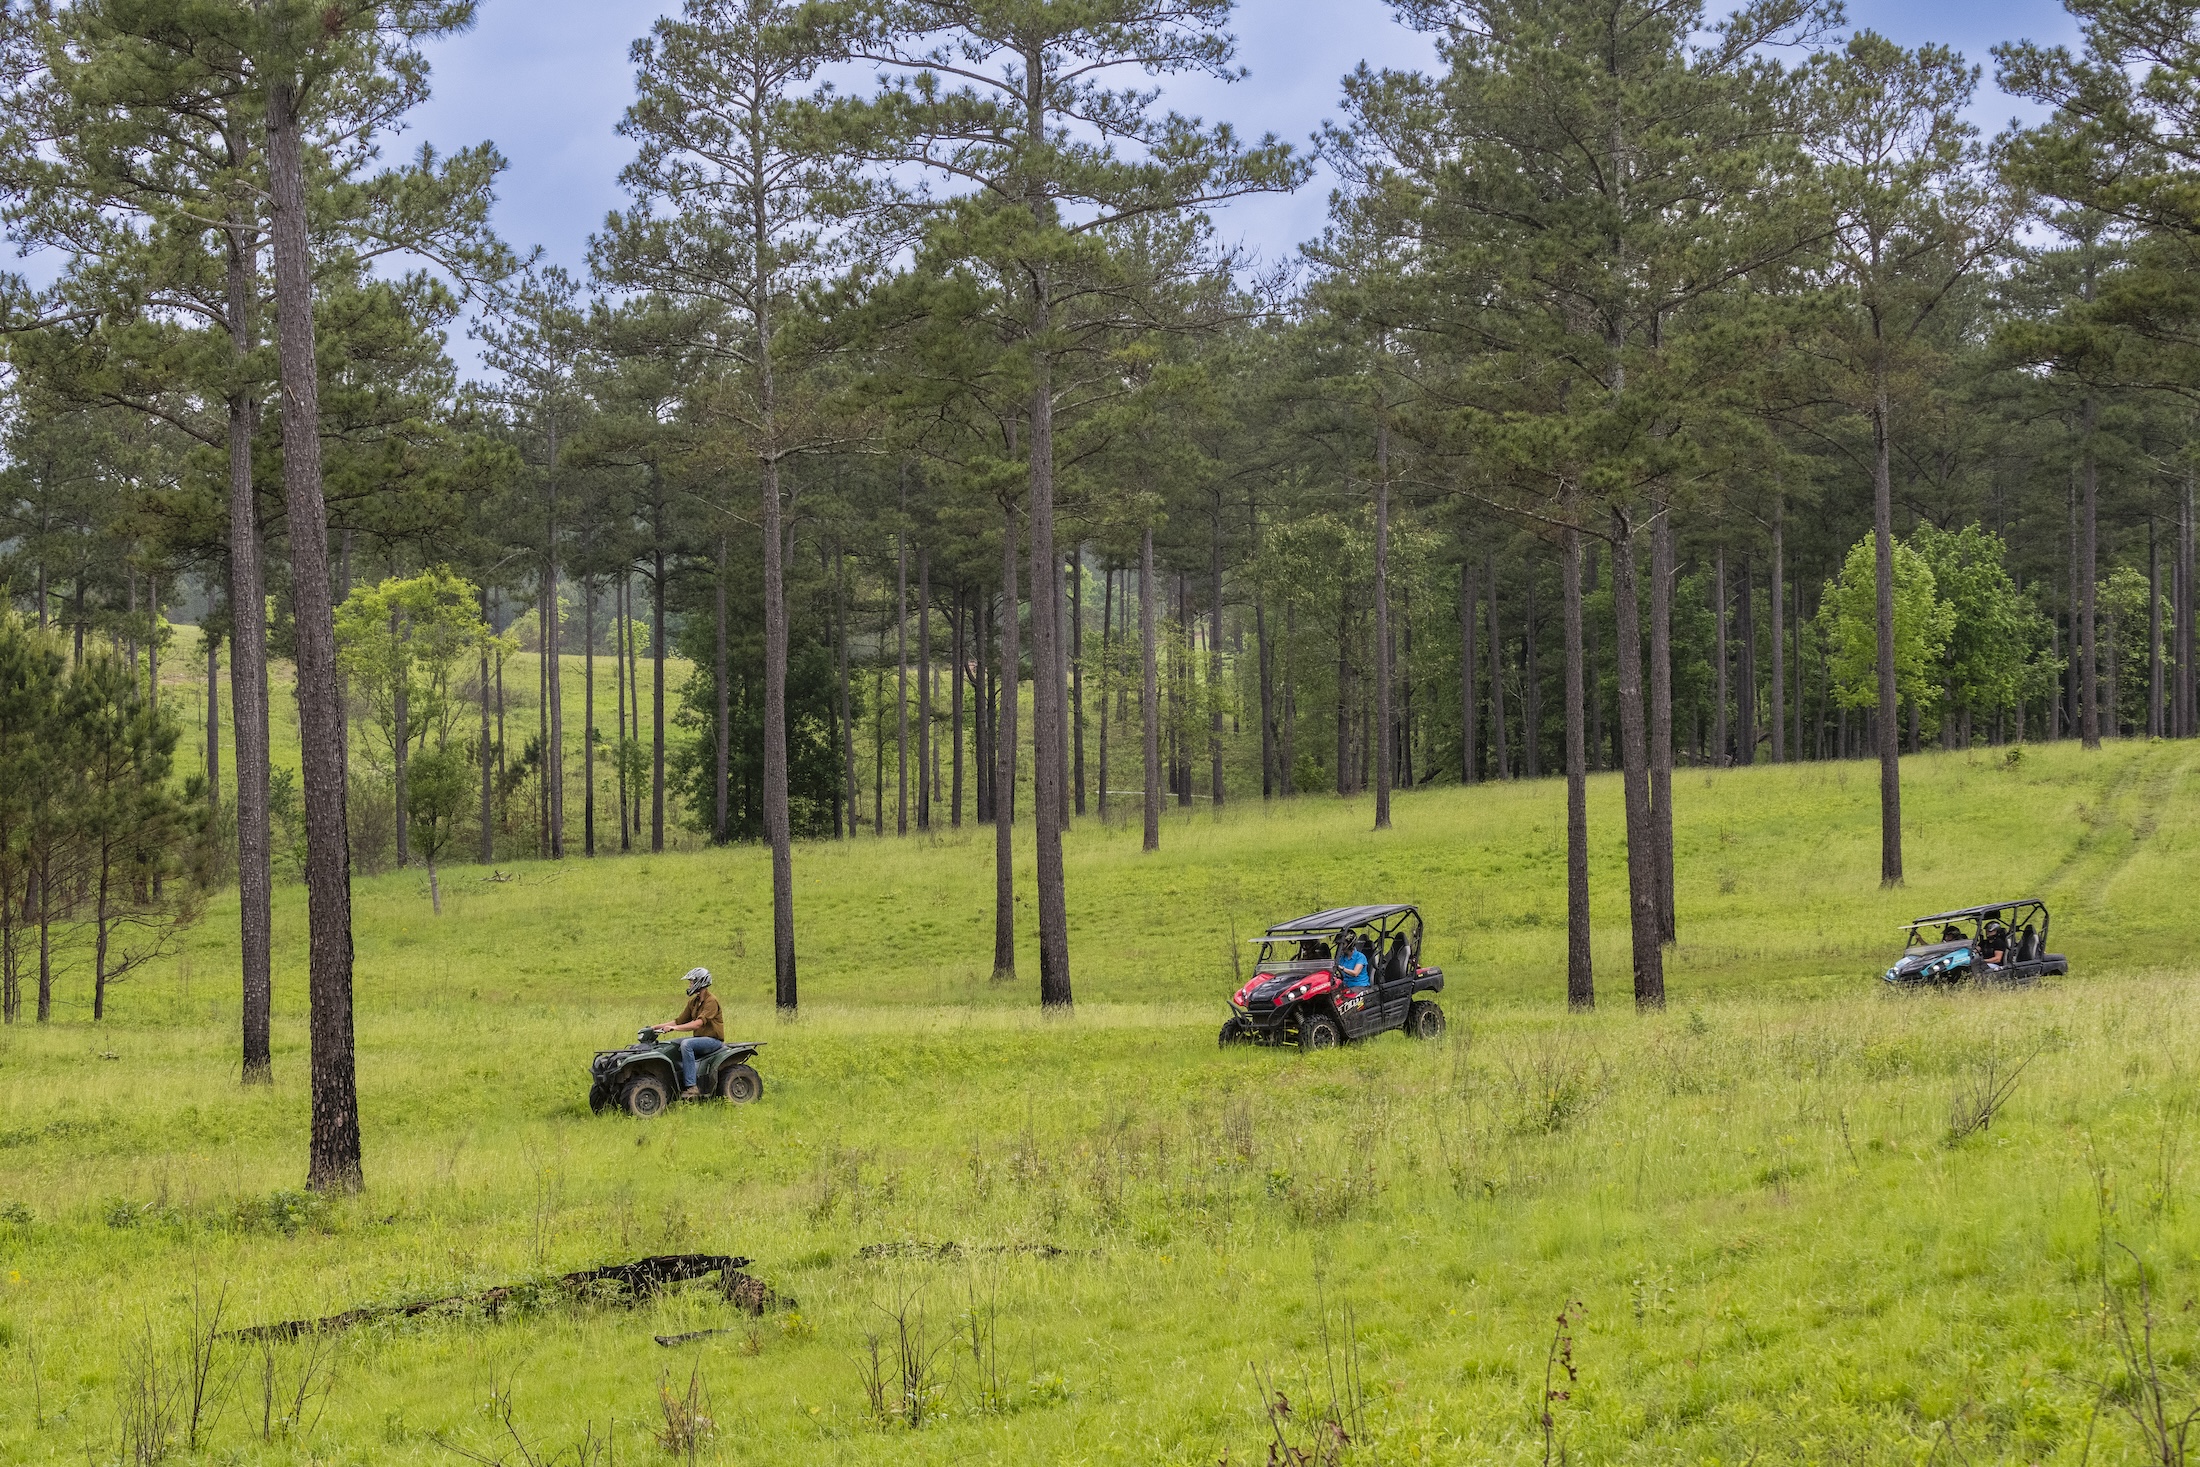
[658,967,725,1098]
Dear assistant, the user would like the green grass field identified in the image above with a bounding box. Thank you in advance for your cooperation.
[3,738,2199,1463]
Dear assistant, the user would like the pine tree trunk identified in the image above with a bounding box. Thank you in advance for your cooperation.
[35,853,51,1022]
[837,549,854,838]
[1771,497,1786,763]
[1141,526,1161,852]
[1256,585,1275,800]
[1872,370,1904,884]
[1608,509,1664,1008]
[1072,550,1086,816]
[1586,545,1603,770]
[1056,551,1072,828]
[1281,598,1297,796]
[615,576,629,845]
[1373,421,1393,830]
[1460,559,1478,782]
[897,523,909,837]
[1714,548,1729,764]
[270,79,360,1189]
[2181,475,2197,737]
[545,537,564,860]
[994,501,1021,979]
[625,575,640,840]
[952,583,966,827]
[479,590,494,863]
[1737,560,1757,766]
[1487,552,1508,779]
[919,549,933,830]
[1209,514,1226,812]
[715,537,730,843]
[2082,399,2102,748]
[652,547,667,852]
[1027,366,1072,1007]
[976,591,993,824]
[762,463,796,1008]
[1521,575,1539,780]
[537,589,550,857]
[2150,521,2163,738]
[585,579,598,855]
[223,214,274,1087]
[1100,567,1115,814]
[1562,520,1592,1010]
[1649,507,1675,943]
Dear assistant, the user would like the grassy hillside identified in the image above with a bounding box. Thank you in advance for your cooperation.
[1,740,2197,1463]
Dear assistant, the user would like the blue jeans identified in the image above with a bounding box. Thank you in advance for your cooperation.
[677,1037,724,1089]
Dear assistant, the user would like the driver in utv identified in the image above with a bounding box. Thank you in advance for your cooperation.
[1335,931,1372,989]
[657,967,724,1098]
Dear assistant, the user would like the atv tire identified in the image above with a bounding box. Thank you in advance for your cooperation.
[622,1073,672,1118]
[1299,1011,1342,1053]
[1407,1000,1446,1041]
[717,1063,763,1104]
[1219,1018,1252,1048]
[588,1082,615,1115]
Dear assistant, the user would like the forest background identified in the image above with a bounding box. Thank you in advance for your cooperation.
[3,0,2200,1185]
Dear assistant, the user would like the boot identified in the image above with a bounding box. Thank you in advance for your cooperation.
[681,1085,700,1099]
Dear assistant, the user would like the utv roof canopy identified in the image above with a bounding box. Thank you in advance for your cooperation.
[1901,899,2046,927]
[1262,905,1420,936]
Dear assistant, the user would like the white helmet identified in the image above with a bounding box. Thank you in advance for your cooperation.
[684,967,712,995]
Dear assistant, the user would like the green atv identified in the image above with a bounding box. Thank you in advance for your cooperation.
[588,1029,764,1117]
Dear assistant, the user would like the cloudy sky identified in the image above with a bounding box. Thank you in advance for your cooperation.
[399,0,2082,374]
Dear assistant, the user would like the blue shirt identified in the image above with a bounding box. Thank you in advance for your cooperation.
[1336,948,1371,988]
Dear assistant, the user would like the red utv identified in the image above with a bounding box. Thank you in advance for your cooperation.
[1220,904,1446,1052]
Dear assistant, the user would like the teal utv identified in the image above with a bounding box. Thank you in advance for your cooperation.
[588,1029,764,1116]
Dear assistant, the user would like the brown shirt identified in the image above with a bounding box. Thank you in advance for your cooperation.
[677,991,724,1042]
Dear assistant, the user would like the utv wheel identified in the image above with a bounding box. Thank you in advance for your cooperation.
[1299,1012,1342,1053]
[717,1064,763,1104]
[622,1074,671,1118]
[1407,1000,1446,1041]
[1219,1019,1252,1048]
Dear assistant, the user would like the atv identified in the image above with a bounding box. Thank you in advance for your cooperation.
[1882,899,2068,988]
[1221,904,1446,1052]
[588,1029,765,1117]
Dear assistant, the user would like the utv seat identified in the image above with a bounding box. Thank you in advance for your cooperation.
[2014,926,2040,964]
[1383,938,1412,985]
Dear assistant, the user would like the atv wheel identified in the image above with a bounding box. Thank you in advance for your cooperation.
[1407,1000,1446,1041]
[1219,1018,1252,1048]
[1298,1012,1342,1053]
[718,1063,763,1104]
[588,1082,614,1115]
[621,1074,671,1118]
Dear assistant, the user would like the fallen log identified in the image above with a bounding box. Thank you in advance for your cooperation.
[227,1254,787,1342]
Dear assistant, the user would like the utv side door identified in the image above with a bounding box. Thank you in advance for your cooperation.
[1374,930,1419,1032]
[1331,984,1383,1038]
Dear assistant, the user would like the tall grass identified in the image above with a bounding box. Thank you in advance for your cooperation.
[1,740,2197,1461]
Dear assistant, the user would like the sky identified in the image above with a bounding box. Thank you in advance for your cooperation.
[397,0,2085,376]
